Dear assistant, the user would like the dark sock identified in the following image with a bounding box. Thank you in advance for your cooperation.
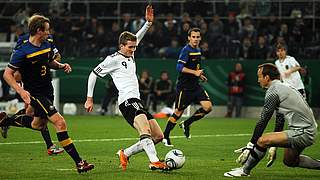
[7,115,33,128]
[41,126,54,149]
[163,114,180,138]
[57,131,82,164]
[184,108,209,127]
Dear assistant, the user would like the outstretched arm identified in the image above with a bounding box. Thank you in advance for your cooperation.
[136,5,153,44]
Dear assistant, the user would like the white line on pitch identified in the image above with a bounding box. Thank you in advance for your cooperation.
[0,133,251,145]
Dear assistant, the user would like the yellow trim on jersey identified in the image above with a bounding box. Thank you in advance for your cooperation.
[31,96,48,114]
[60,138,73,147]
[47,39,53,42]
[177,90,183,109]
[26,48,51,58]
[23,40,28,43]
[189,52,201,56]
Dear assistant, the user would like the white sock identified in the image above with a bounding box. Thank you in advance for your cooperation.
[124,141,144,157]
[140,138,159,162]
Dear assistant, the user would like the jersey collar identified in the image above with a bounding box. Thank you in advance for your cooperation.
[117,51,132,58]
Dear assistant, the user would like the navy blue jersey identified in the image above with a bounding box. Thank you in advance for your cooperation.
[8,35,56,96]
[176,44,202,90]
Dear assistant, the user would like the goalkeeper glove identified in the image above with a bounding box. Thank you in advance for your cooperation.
[266,147,277,167]
[234,142,254,165]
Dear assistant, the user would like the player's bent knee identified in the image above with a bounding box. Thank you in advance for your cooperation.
[153,133,164,143]
[203,106,212,113]
[257,137,271,148]
[54,119,67,131]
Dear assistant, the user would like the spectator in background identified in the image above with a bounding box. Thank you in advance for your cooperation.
[224,12,241,58]
[139,70,153,110]
[103,22,121,55]
[132,14,145,33]
[240,16,257,41]
[100,79,118,115]
[120,13,132,32]
[6,24,17,42]
[208,14,224,44]
[239,36,254,59]
[158,38,180,59]
[152,71,174,112]
[179,22,191,45]
[143,25,162,57]
[253,35,270,60]
[162,20,178,47]
[278,23,290,45]
[225,63,245,118]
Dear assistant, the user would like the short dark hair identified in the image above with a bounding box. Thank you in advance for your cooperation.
[28,14,50,36]
[276,42,287,51]
[258,63,280,80]
[188,27,201,36]
[118,31,137,45]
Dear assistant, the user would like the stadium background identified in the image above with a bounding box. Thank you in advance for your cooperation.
[0,0,319,110]
[0,1,320,179]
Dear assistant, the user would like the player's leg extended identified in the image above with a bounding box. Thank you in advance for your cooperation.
[133,114,159,162]
[49,112,94,172]
[149,119,164,144]
[181,100,212,138]
[0,111,34,129]
[133,113,168,170]
[122,119,164,159]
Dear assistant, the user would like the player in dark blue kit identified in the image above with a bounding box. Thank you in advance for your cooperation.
[0,14,94,173]
[162,28,213,147]
[0,33,64,156]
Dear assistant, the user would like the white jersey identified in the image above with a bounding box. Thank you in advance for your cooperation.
[275,55,304,90]
[86,21,152,104]
[93,52,139,104]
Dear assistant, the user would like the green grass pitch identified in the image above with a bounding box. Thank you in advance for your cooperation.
[0,115,319,180]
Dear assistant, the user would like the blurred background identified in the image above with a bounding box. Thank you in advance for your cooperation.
[0,0,319,117]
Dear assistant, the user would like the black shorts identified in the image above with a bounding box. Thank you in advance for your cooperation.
[119,98,154,128]
[30,94,57,118]
[175,86,211,111]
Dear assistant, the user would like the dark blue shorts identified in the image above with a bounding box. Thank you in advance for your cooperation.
[174,86,211,111]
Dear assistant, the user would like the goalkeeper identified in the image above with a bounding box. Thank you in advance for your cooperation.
[224,63,320,177]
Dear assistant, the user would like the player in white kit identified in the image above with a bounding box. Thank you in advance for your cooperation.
[274,43,306,98]
[84,5,169,171]
[224,63,319,177]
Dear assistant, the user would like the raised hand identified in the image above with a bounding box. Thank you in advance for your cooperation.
[145,5,154,22]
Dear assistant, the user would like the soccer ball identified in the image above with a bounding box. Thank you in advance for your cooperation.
[165,149,185,169]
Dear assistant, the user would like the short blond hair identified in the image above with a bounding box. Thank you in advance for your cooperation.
[28,14,50,36]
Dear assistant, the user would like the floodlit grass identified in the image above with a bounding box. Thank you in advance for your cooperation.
[0,115,319,180]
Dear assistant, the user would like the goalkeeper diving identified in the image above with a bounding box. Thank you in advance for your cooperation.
[224,63,320,177]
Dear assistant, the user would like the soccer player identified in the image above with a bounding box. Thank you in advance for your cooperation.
[1,33,64,156]
[275,43,306,98]
[162,27,212,147]
[224,63,319,177]
[84,5,169,171]
[0,14,94,173]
